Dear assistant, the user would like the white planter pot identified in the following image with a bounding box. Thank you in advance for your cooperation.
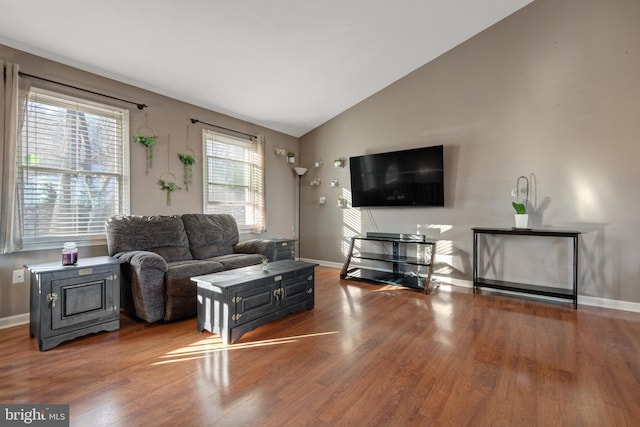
[514,214,529,229]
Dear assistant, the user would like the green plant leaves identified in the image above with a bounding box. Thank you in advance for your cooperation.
[512,201,526,214]
[178,153,196,165]
[135,135,156,147]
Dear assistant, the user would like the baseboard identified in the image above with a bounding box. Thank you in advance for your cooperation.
[431,275,473,289]
[0,313,29,330]
[305,259,640,314]
[578,295,640,313]
[3,263,638,328]
[300,258,343,269]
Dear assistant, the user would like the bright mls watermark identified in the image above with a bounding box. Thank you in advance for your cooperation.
[0,405,69,426]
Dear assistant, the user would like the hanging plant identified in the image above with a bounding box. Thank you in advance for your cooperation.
[135,135,156,175]
[158,178,181,206]
[178,152,196,191]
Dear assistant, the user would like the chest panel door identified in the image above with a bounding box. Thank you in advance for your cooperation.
[281,272,314,308]
[233,278,279,325]
[51,270,118,330]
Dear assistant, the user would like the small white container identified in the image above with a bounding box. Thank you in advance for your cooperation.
[514,214,529,229]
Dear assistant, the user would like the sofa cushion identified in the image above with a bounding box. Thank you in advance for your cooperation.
[182,213,240,259]
[106,215,192,263]
[165,260,226,297]
[210,253,265,270]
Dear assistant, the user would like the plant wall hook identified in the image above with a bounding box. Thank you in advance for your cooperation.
[158,172,181,206]
[134,113,158,175]
[158,134,181,206]
[178,149,196,192]
[177,125,196,191]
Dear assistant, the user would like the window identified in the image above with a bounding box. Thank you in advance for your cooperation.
[203,130,265,233]
[19,88,130,246]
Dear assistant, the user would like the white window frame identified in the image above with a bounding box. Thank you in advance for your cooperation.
[202,129,265,234]
[18,87,130,248]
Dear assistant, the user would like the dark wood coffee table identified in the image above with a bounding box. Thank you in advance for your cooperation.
[192,260,317,344]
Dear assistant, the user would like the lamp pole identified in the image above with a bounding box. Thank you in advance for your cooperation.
[293,167,307,259]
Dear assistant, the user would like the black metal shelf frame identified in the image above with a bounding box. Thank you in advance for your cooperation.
[340,235,438,293]
[472,227,580,308]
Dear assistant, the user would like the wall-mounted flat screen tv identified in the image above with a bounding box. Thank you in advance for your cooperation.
[349,145,444,207]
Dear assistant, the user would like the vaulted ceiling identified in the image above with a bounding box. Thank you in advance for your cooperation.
[0,0,533,137]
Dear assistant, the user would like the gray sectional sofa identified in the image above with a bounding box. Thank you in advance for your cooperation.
[105,214,276,323]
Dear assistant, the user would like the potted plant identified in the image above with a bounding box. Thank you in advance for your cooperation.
[287,152,296,163]
[135,135,156,175]
[178,152,196,191]
[512,201,528,228]
[158,178,181,206]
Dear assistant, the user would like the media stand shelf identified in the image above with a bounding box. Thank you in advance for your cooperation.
[472,227,580,308]
[340,235,437,293]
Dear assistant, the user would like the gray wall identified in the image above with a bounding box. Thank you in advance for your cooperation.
[3,0,639,322]
[299,0,640,303]
[0,44,300,321]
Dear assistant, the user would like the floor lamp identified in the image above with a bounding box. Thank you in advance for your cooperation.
[293,167,307,259]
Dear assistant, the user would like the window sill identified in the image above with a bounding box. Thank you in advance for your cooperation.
[21,236,107,252]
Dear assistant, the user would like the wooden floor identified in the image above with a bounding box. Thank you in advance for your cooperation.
[2,266,640,426]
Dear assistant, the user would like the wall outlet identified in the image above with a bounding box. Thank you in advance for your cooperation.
[12,269,24,284]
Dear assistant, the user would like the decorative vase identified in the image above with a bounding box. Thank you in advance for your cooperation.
[514,214,529,229]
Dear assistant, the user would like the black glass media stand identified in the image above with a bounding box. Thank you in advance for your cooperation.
[340,235,437,293]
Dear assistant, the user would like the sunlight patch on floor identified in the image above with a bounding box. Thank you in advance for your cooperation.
[152,331,340,365]
[372,284,413,292]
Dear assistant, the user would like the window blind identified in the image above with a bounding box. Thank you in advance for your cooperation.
[19,89,130,244]
[203,130,265,233]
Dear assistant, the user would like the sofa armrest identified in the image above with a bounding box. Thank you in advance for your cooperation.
[234,239,276,262]
[113,251,168,323]
[118,251,168,272]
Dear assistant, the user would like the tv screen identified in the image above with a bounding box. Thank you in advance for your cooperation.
[349,145,444,207]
